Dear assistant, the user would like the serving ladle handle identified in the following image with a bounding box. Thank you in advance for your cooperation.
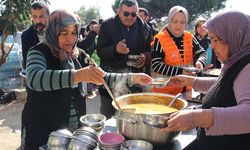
[79,48,121,109]
[168,93,182,107]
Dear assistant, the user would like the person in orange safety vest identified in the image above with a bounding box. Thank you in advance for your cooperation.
[151,6,207,100]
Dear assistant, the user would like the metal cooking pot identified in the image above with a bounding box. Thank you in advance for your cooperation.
[112,92,188,145]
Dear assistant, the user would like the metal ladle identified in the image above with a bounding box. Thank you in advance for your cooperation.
[143,93,183,128]
[79,48,121,109]
[168,93,182,107]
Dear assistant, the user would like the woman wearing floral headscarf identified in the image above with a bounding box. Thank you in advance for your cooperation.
[21,10,152,150]
[151,6,207,99]
[162,10,250,150]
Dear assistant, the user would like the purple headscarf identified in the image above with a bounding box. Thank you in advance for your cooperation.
[45,10,80,58]
[204,10,250,74]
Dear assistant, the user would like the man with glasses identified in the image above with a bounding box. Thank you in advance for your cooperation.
[21,1,50,71]
[97,0,152,118]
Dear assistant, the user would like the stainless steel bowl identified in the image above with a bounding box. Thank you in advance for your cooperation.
[73,133,97,148]
[98,142,121,150]
[68,137,95,150]
[121,140,153,150]
[47,145,67,150]
[47,135,69,146]
[74,126,98,141]
[47,129,72,148]
[80,114,106,132]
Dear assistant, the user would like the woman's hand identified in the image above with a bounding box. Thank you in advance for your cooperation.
[167,75,196,87]
[161,109,214,132]
[74,65,105,85]
[131,73,152,85]
[204,64,214,70]
[161,110,197,132]
[195,61,204,70]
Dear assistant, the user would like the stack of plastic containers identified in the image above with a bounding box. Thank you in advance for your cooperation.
[0,35,22,90]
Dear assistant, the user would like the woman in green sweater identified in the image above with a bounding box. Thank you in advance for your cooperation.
[21,10,152,150]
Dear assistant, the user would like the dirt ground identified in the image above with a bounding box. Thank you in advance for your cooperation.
[0,89,101,150]
[0,89,26,150]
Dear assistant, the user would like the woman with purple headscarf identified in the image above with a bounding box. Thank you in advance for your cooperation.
[161,10,250,149]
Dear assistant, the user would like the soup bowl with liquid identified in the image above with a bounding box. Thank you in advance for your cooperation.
[112,92,188,146]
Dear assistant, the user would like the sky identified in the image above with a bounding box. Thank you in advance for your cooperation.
[224,0,250,14]
[48,0,250,20]
[49,0,116,19]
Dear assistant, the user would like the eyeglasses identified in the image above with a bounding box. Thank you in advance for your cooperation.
[122,11,137,17]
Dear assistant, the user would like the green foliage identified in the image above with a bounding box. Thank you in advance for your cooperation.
[0,0,48,67]
[91,50,100,66]
[0,0,49,33]
[112,0,226,22]
[75,6,100,25]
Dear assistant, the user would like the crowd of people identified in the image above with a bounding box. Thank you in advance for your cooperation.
[5,0,249,149]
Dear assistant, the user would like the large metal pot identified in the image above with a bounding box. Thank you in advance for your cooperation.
[112,92,188,145]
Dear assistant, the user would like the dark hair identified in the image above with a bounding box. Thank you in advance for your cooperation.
[86,20,98,32]
[119,0,138,8]
[139,7,148,16]
[31,1,50,15]
[80,27,86,37]
[99,19,104,25]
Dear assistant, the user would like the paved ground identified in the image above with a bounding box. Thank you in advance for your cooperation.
[0,89,101,150]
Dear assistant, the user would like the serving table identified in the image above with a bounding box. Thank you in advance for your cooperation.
[40,102,199,150]
[40,118,197,150]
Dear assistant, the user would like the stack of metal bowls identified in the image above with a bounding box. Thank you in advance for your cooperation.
[121,140,153,150]
[68,126,98,150]
[98,132,125,150]
[47,129,72,150]
[80,114,106,132]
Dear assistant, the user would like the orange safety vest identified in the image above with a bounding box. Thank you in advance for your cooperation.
[152,30,193,97]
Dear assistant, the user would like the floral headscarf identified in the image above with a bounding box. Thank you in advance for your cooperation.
[45,10,80,58]
[204,10,250,74]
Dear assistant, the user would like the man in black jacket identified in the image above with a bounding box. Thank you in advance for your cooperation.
[138,7,159,36]
[97,0,152,118]
[21,1,50,70]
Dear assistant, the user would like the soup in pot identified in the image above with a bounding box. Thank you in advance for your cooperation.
[122,103,178,114]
